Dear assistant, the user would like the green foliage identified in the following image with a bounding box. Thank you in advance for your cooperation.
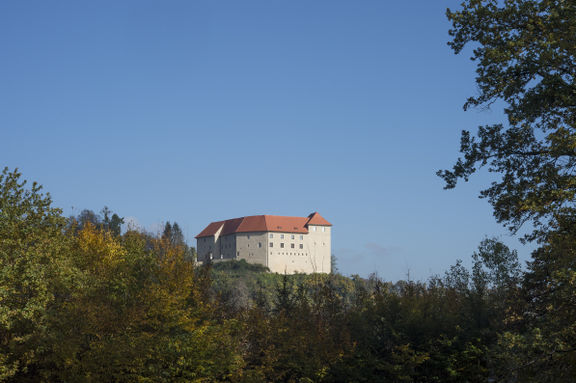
[49,224,242,382]
[212,258,270,273]
[438,0,576,241]
[209,260,359,315]
[5,168,573,381]
[70,206,125,237]
[471,238,521,293]
[330,254,339,274]
[0,167,69,381]
[101,206,124,236]
[439,2,576,381]
[210,255,521,382]
[0,169,242,382]
[501,218,576,382]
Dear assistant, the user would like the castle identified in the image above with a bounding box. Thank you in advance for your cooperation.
[195,212,332,274]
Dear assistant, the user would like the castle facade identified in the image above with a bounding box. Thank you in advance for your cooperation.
[195,212,332,274]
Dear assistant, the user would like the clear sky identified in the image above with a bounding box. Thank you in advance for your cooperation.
[1,1,533,281]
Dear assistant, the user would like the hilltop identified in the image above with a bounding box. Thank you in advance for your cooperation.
[207,259,369,312]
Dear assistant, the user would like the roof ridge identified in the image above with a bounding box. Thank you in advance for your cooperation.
[196,213,330,238]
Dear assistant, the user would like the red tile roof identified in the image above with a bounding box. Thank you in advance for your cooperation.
[306,212,332,226]
[195,213,332,238]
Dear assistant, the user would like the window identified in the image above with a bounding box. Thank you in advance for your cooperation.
[280,234,284,239]
[269,233,273,239]
[300,235,303,240]
[280,243,284,248]
[258,242,262,248]
[322,227,325,232]
[270,242,273,247]
[313,227,317,231]
[291,243,295,249]
[299,244,303,249]
[291,234,295,240]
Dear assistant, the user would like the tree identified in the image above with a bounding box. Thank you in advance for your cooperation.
[108,213,124,236]
[0,168,70,381]
[44,222,242,382]
[497,217,576,382]
[100,206,124,236]
[76,209,100,230]
[471,238,521,294]
[438,0,576,241]
[330,253,339,274]
[439,2,576,380]
[162,221,185,247]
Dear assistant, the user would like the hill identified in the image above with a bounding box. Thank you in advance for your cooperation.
[207,259,370,312]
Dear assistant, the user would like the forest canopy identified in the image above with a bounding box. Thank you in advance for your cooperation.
[1,162,574,381]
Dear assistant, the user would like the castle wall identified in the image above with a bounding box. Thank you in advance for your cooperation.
[305,225,331,273]
[235,232,268,267]
[218,234,237,260]
[266,227,331,274]
[197,225,223,262]
[196,221,331,274]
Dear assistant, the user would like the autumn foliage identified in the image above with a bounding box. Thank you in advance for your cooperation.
[1,165,574,382]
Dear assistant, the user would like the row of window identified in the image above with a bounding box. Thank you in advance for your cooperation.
[270,242,304,249]
[270,233,304,240]
[271,252,309,257]
[217,241,324,251]
[268,228,326,239]
[224,242,264,249]
[221,242,325,250]
[236,251,256,257]
[202,227,328,244]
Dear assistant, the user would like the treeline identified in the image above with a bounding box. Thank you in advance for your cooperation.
[1,168,574,382]
[68,207,196,261]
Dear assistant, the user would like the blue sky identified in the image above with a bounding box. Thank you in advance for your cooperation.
[1,1,533,281]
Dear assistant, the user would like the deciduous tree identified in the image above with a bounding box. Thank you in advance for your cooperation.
[439,1,576,380]
[0,168,70,381]
[438,0,576,241]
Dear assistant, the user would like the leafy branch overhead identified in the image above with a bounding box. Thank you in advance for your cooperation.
[439,1,576,380]
[438,0,576,241]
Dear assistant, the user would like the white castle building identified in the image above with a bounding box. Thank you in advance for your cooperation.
[195,212,332,274]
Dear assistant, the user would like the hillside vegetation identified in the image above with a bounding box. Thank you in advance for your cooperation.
[4,166,574,382]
